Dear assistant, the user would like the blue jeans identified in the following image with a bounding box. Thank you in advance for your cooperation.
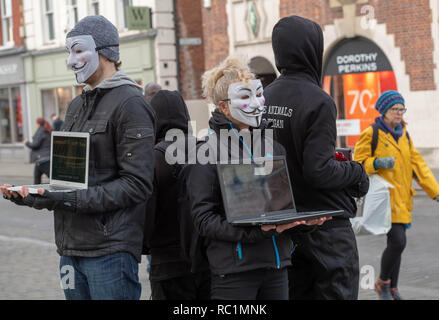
[60,253,141,300]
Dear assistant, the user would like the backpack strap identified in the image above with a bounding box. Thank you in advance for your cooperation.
[371,123,379,157]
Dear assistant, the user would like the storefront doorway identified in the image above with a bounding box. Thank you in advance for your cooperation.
[323,36,397,147]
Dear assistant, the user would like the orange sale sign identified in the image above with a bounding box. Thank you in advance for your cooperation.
[343,72,381,146]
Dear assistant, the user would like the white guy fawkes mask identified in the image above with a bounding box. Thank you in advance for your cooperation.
[227,79,265,128]
[66,35,99,84]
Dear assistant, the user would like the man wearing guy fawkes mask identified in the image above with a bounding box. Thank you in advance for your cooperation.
[2,16,155,300]
[184,57,327,300]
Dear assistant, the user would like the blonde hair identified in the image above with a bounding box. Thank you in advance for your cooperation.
[202,56,255,105]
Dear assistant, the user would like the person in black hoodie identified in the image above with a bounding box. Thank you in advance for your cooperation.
[143,90,210,300]
[263,16,369,300]
[24,118,52,184]
[185,56,327,300]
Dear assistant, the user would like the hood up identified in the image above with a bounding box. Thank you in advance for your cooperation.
[151,90,191,143]
[83,70,143,93]
[271,15,323,86]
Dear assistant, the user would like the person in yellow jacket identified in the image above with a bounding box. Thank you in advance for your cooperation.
[354,90,439,300]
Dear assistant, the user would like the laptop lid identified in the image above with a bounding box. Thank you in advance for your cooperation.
[49,131,90,189]
[217,156,297,223]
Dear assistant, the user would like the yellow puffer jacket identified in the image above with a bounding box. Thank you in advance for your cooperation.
[354,125,439,224]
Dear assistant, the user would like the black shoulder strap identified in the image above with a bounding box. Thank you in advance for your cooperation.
[371,123,379,157]
[406,130,411,148]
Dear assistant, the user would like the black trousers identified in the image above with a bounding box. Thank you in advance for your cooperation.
[289,223,359,300]
[150,271,211,300]
[380,223,407,288]
[34,161,50,184]
[211,268,289,300]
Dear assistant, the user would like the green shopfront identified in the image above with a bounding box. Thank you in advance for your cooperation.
[24,31,157,139]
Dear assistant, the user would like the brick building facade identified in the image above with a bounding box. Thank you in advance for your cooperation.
[0,0,23,47]
[197,0,439,166]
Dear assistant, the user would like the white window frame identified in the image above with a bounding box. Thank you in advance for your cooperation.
[89,0,99,16]
[43,0,56,43]
[118,0,133,30]
[70,0,79,25]
[1,0,14,47]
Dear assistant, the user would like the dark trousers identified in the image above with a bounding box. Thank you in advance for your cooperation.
[211,268,289,300]
[151,271,211,300]
[380,223,407,288]
[289,224,359,300]
[34,161,50,184]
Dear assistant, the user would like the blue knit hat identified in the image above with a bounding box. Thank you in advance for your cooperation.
[375,91,405,115]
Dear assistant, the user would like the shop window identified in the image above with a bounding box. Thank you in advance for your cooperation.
[0,87,22,144]
[1,0,13,46]
[41,87,73,122]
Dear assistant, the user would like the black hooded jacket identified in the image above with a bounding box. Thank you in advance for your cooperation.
[185,110,293,276]
[263,16,369,221]
[143,90,195,281]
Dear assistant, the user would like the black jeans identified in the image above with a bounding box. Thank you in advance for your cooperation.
[380,223,407,288]
[150,271,211,300]
[289,223,359,300]
[211,268,288,300]
[34,161,50,184]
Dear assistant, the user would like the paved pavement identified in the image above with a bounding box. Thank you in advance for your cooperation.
[1,165,438,300]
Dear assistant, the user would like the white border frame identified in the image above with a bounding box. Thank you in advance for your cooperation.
[50,131,90,190]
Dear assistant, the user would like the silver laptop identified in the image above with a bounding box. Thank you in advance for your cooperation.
[9,131,90,194]
[216,156,343,226]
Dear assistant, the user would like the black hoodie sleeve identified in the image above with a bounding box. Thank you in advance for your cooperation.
[302,98,366,190]
[186,163,273,243]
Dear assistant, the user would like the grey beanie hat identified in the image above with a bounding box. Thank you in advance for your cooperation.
[67,15,120,62]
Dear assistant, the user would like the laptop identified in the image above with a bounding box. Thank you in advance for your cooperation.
[9,131,90,194]
[216,156,343,226]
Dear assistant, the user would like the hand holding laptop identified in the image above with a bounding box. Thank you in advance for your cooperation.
[1,184,45,199]
[261,216,332,233]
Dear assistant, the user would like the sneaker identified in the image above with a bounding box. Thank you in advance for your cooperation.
[375,278,393,300]
[390,288,404,300]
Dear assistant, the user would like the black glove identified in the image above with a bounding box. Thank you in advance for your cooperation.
[6,194,28,207]
[22,191,76,211]
[345,162,370,198]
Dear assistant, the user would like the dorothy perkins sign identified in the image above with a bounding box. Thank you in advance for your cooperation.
[324,37,393,75]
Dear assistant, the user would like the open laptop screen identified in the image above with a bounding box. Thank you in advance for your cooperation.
[51,135,88,184]
[218,158,296,220]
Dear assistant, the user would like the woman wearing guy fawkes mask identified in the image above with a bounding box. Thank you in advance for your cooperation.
[185,57,327,300]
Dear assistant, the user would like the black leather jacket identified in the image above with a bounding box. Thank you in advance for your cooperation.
[54,84,155,262]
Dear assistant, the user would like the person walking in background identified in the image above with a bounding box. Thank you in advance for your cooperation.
[50,113,64,131]
[263,15,370,300]
[144,82,162,102]
[24,118,52,184]
[354,90,439,300]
